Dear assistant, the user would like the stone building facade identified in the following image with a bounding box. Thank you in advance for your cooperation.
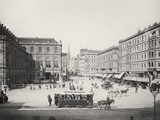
[96,46,119,75]
[119,22,160,80]
[78,49,100,77]
[62,53,68,75]
[19,37,62,81]
[0,23,32,86]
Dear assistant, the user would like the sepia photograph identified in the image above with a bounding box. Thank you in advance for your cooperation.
[0,0,160,120]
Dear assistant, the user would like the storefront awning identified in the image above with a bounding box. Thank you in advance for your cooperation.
[124,77,149,83]
[102,74,108,78]
[151,78,160,84]
[107,74,113,78]
[114,72,125,79]
[95,74,103,77]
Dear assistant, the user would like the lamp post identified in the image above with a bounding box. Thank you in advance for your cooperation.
[151,90,159,120]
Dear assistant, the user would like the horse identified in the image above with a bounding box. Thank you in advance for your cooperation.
[119,88,129,96]
[97,99,115,110]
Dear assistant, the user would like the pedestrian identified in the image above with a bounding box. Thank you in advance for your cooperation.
[106,95,110,102]
[135,83,138,93]
[47,94,52,106]
[30,85,32,90]
[39,85,41,89]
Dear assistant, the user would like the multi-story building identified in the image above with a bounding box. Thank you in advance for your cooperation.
[119,22,160,81]
[96,46,119,75]
[0,23,32,86]
[78,49,100,77]
[19,37,62,81]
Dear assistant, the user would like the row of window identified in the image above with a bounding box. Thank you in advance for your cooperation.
[30,46,59,53]
[149,39,160,48]
[122,50,160,63]
[121,38,160,56]
[98,62,118,69]
[30,61,59,68]
[97,54,119,63]
[120,28,160,49]
[121,61,160,70]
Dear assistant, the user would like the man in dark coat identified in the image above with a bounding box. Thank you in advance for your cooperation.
[47,94,52,106]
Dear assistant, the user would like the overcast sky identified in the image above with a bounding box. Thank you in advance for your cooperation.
[0,0,160,57]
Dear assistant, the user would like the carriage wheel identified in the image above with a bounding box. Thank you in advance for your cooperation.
[107,105,111,110]
[104,105,107,110]
[0,97,3,104]
[96,104,99,109]
[4,96,8,103]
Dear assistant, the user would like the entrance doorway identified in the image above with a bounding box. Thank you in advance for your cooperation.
[45,72,51,80]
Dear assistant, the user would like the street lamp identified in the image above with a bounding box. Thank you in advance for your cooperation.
[151,89,159,120]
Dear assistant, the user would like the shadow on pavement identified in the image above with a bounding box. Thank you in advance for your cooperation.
[0,101,28,109]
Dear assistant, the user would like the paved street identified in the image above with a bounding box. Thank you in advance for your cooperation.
[0,77,160,120]
[0,108,159,120]
[2,77,159,109]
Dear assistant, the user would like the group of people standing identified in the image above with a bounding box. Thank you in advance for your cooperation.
[29,84,56,90]
[69,81,83,91]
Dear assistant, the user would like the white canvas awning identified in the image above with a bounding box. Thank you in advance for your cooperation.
[114,72,125,79]
[124,77,149,83]
[106,74,113,78]
[102,74,108,78]
[95,74,103,77]
[151,78,160,84]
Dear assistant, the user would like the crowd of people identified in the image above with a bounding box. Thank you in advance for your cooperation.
[29,84,57,90]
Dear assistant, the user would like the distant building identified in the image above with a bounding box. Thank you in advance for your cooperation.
[0,23,32,85]
[96,46,119,74]
[70,57,79,75]
[19,37,62,81]
[62,53,68,76]
[67,44,71,71]
[78,49,100,77]
[119,22,160,80]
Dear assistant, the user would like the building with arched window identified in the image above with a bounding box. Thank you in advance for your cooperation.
[19,37,62,82]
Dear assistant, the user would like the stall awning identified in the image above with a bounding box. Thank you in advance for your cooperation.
[102,74,108,78]
[107,74,113,78]
[114,72,125,79]
[124,77,149,83]
[95,74,103,77]
[151,78,160,84]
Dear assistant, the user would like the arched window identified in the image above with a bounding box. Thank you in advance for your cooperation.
[46,47,50,52]
[46,61,51,68]
[54,47,58,53]
[39,47,42,52]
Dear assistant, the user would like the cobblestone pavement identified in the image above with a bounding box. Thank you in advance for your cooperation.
[1,76,160,110]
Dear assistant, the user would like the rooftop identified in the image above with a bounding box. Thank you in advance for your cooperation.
[18,37,60,44]
[119,22,160,43]
[98,46,119,55]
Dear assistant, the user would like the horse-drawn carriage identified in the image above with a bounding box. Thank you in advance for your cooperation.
[108,87,129,97]
[101,80,112,90]
[97,97,115,110]
[54,91,93,108]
